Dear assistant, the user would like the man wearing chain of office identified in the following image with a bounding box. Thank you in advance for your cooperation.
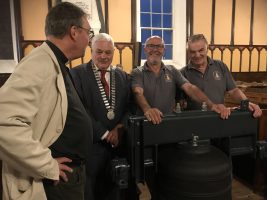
[70,33,132,200]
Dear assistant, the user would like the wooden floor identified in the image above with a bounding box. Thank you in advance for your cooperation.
[232,179,265,200]
[138,179,265,200]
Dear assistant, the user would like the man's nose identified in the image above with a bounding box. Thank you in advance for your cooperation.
[195,51,201,57]
[100,52,108,58]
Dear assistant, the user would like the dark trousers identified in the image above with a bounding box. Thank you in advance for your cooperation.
[85,143,115,200]
[43,164,86,200]
[145,167,158,200]
[85,143,139,200]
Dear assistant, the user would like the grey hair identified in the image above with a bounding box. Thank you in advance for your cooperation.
[187,34,209,47]
[45,2,87,38]
[144,35,165,47]
[91,33,115,49]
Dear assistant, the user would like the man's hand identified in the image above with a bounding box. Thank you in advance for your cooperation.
[54,157,73,185]
[133,86,163,124]
[249,102,262,118]
[144,108,163,124]
[210,104,231,119]
[181,83,230,119]
[228,88,262,118]
[105,124,124,147]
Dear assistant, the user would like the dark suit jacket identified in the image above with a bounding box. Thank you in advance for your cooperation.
[70,60,131,143]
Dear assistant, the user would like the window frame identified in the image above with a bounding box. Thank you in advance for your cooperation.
[136,0,187,69]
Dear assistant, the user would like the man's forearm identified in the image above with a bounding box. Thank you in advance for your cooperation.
[228,88,248,102]
[185,84,214,109]
[135,92,151,113]
[133,87,151,113]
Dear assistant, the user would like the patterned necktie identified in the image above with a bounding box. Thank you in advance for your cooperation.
[100,70,109,97]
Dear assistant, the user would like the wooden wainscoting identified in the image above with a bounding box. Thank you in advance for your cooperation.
[21,40,140,74]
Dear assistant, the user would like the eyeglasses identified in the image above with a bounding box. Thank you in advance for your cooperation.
[78,26,94,39]
[145,44,164,49]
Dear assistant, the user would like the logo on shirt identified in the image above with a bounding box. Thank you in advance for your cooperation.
[164,73,172,82]
[213,71,221,80]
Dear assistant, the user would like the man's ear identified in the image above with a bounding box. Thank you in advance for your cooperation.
[162,48,166,57]
[69,26,77,41]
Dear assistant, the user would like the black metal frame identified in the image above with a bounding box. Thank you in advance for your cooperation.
[127,110,258,184]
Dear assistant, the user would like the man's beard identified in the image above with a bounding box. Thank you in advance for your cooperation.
[151,60,160,65]
[148,56,161,66]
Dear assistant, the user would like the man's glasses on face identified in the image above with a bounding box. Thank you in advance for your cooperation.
[78,26,95,39]
[146,44,164,50]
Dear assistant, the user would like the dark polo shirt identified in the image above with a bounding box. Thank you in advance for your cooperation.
[180,57,236,110]
[46,40,93,161]
[131,62,188,114]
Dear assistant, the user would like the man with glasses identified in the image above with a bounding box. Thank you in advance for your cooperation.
[0,2,93,200]
[131,35,230,199]
[78,26,95,38]
[131,35,230,124]
[70,33,133,200]
[78,26,95,46]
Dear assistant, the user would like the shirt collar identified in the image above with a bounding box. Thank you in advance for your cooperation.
[143,61,166,71]
[93,63,111,72]
[45,40,68,64]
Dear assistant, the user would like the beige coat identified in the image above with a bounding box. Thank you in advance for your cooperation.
[0,43,67,200]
